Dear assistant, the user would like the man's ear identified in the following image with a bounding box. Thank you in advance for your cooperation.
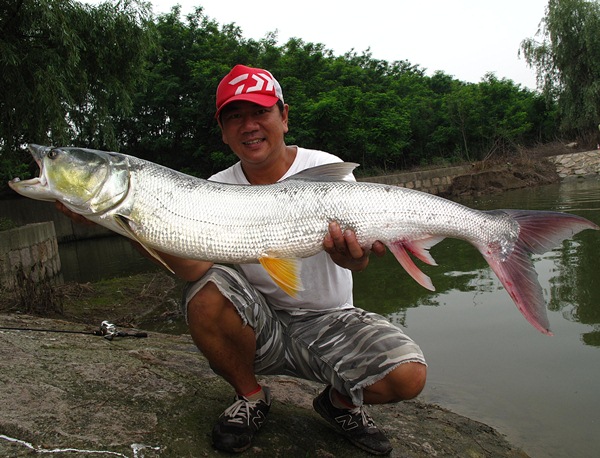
[282,104,290,134]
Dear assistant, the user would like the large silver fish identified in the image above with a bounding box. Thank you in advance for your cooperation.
[9,144,599,334]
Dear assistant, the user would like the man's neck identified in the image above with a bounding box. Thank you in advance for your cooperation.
[242,145,297,184]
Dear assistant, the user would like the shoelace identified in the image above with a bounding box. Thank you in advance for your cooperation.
[222,397,259,425]
[348,405,377,431]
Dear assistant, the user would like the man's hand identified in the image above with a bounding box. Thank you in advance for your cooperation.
[323,221,386,272]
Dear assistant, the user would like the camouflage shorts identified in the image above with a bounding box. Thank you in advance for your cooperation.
[182,265,426,405]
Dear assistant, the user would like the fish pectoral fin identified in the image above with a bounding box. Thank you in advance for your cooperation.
[114,215,175,275]
[388,241,435,291]
[258,257,304,297]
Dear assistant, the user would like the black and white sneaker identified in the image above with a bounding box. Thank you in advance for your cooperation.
[313,385,392,455]
[212,387,271,453]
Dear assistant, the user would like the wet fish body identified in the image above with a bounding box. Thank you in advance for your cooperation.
[9,145,599,334]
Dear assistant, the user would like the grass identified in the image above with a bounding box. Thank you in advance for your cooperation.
[1,271,186,330]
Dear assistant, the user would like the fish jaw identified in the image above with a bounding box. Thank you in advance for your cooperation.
[9,144,131,216]
[8,145,57,202]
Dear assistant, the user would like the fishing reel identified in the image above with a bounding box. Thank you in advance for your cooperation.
[98,321,147,340]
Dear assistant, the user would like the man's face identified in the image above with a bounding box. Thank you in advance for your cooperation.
[218,101,289,164]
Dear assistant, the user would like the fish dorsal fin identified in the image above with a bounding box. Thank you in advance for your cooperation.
[258,257,304,297]
[285,162,359,182]
[114,215,175,275]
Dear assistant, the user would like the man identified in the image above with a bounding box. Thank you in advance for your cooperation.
[59,64,427,456]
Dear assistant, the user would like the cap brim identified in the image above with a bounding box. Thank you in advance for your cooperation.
[215,93,280,118]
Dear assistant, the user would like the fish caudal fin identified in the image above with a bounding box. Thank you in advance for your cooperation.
[259,257,305,297]
[479,210,599,335]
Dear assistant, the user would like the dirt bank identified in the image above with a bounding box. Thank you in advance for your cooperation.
[0,313,528,458]
[443,157,560,198]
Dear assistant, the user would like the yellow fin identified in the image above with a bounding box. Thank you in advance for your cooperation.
[114,215,175,275]
[258,257,304,297]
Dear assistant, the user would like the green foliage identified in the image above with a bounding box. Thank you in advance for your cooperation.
[0,216,17,232]
[0,0,154,187]
[521,0,600,139]
[443,74,543,161]
[1,0,559,190]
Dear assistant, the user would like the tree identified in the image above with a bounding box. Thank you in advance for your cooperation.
[521,0,600,140]
[118,6,277,177]
[0,0,153,186]
[1,1,560,191]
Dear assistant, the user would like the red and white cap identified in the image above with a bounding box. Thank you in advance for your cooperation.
[215,64,284,118]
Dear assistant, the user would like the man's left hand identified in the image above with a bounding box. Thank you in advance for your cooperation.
[323,222,386,272]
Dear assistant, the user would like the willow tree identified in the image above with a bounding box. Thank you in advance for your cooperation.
[0,0,154,188]
[521,0,600,139]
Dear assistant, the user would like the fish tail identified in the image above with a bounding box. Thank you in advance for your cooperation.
[479,210,599,335]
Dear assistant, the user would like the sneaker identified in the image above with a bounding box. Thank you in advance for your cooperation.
[313,385,393,456]
[212,387,271,453]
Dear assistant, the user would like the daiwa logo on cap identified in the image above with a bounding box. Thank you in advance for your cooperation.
[216,64,284,118]
[229,72,276,96]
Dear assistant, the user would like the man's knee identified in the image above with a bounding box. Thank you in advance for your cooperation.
[187,282,238,326]
[366,361,427,403]
[394,362,427,400]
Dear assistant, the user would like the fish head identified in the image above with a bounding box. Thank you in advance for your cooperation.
[9,144,130,215]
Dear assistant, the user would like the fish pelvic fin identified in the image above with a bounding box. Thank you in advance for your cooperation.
[479,210,599,336]
[259,257,305,297]
[388,238,444,291]
[114,215,175,275]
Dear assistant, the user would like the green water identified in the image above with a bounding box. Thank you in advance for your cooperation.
[353,177,600,458]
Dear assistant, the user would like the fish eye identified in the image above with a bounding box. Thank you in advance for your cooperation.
[47,149,60,159]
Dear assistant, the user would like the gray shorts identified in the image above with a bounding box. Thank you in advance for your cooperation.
[182,265,426,405]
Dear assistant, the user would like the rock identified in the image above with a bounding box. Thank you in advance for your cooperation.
[0,314,528,457]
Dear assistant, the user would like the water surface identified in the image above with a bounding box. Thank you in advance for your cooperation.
[354,177,600,458]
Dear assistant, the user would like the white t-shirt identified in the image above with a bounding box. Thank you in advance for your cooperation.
[209,147,354,312]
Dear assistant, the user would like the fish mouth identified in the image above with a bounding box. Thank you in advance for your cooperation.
[8,144,48,191]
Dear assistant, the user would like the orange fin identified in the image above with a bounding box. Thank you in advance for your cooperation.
[388,241,435,291]
[258,257,304,297]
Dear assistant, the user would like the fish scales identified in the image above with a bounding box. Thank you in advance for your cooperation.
[8,145,599,334]
[125,157,493,263]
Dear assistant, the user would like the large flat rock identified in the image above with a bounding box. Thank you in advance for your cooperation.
[0,314,527,457]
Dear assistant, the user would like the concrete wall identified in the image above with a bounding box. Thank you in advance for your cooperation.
[0,198,112,243]
[546,150,600,178]
[361,150,600,192]
[0,222,62,290]
[359,164,474,195]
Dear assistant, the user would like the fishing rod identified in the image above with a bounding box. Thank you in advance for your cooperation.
[0,321,147,340]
